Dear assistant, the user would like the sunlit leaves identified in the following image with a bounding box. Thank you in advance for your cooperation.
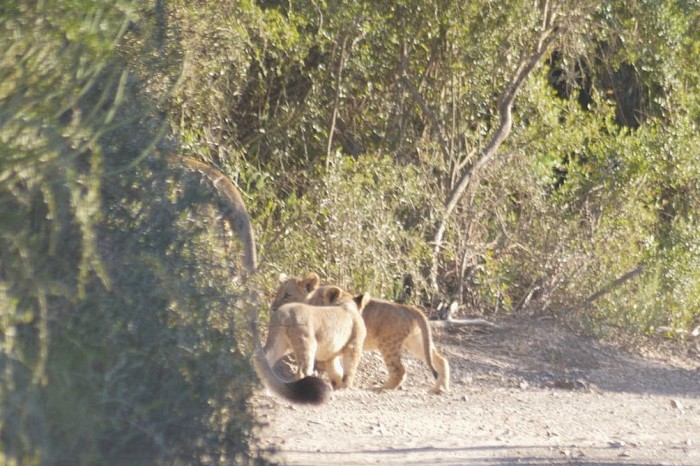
[265,153,433,299]
[159,0,700,340]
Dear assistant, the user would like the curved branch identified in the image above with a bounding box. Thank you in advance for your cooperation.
[173,156,258,276]
[429,24,562,292]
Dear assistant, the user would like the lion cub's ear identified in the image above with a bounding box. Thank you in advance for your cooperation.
[278,272,289,283]
[301,272,320,293]
[324,286,342,304]
[353,293,371,311]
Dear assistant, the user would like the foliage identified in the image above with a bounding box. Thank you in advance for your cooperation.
[1,2,265,465]
[156,0,700,340]
[262,153,434,300]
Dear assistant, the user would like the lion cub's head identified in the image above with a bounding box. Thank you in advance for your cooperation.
[309,285,370,313]
[270,272,320,310]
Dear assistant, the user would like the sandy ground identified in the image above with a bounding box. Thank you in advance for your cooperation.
[252,317,700,465]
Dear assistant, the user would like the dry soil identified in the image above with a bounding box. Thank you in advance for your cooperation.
[253,316,700,465]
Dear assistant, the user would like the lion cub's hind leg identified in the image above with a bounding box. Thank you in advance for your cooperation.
[377,338,407,390]
[339,341,364,389]
[403,332,450,394]
[429,350,450,394]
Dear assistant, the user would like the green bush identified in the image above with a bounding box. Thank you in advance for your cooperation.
[0,3,264,464]
[262,153,434,301]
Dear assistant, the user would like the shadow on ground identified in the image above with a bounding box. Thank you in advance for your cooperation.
[438,317,699,398]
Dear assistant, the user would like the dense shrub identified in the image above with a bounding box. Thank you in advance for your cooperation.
[1,3,263,464]
[158,0,700,340]
[262,153,434,300]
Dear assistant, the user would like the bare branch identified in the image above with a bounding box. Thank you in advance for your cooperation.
[429,18,564,292]
[326,34,348,164]
[573,264,645,313]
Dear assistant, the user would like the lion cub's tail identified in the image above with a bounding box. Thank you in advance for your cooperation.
[252,349,331,405]
[414,308,439,380]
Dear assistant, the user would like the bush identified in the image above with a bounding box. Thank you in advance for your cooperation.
[262,153,434,302]
[0,3,264,464]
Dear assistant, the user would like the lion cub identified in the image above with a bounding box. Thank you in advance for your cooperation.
[310,286,450,394]
[264,285,369,390]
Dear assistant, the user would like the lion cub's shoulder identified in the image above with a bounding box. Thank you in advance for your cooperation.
[309,285,369,309]
[282,286,370,317]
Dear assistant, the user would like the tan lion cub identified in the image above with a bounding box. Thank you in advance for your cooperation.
[264,286,369,390]
[310,286,450,394]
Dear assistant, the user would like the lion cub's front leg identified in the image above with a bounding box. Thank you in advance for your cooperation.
[317,358,344,389]
[290,331,317,379]
[338,320,366,389]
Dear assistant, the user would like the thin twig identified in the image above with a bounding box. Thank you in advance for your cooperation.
[326,35,348,166]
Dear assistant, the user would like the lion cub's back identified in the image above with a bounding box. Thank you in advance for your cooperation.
[362,298,420,349]
[315,305,360,358]
[275,302,359,358]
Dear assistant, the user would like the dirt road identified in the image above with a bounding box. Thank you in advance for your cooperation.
[253,317,700,465]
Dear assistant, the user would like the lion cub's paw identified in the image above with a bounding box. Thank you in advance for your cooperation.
[429,384,449,395]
